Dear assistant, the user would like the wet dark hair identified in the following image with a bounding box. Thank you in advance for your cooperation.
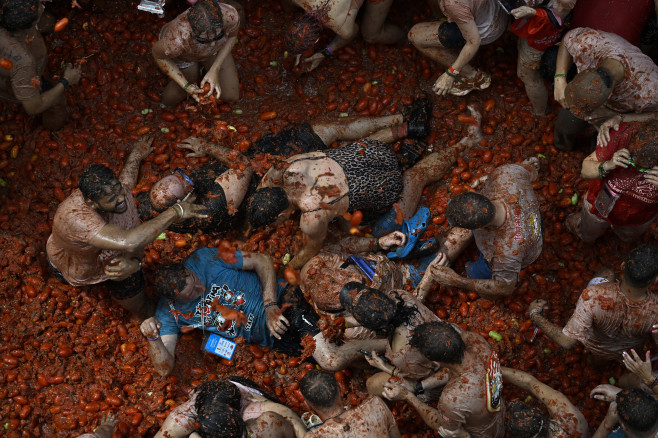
[565,67,613,116]
[445,192,495,229]
[616,388,658,433]
[505,401,550,438]
[410,321,466,364]
[247,187,289,228]
[79,164,118,202]
[188,0,225,43]
[1,0,39,32]
[285,13,323,54]
[154,263,189,299]
[623,244,658,288]
[196,403,246,438]
[194,380,241,414]
[300,369,339,409]
[339,282,418,337]
[628,122,658,169]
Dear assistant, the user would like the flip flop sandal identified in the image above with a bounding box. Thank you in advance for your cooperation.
[387,207,431,259]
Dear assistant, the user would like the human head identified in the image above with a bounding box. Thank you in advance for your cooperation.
[284,13,323,54]
[188,0,225,43]
[154,264,205,301]
[505,401,549,438]
[194,380,241,414]
[150,175,187,211]
[247,187,290,229]
[628,122,658,170]
[1,0,40,32]
[79,164,128,213]
[196,403,246,438]
[339,282,416,337]
[565,67,614,118]
[445,192,495,229]
[410,321,466,364]
[623,244,658,288]
[616,388,658,435]
[300,369,340,410]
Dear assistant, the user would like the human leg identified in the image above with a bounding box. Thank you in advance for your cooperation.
[107,271,155,320]
[611,220,654,243]
[361,0,405,44]
[408,21,474,74]
[203,53,239,102]
[162,63,200,106]
[553,108,590,151]
[565,199,611,243]
[517,38,548,116]
[311,114,403,145]
[41,92,67,130]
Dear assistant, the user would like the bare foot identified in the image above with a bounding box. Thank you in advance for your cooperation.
[466,105,483,143]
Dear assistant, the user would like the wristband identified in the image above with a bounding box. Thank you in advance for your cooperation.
[372,238,381,253]
[146,336,160,342]
[321,45,333,57]
[413,380,424,395]
[445,70,463,82]
[554,73,566,79]
[59,78,70,89]
[647,375,658,389]
[598,162,609,179]
[448,65,460,75]
[132,257,142,271]
[183,82,192,90]
[529,308,543,318]
[264,302,279,309]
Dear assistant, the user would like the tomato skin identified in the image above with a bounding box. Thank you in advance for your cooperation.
[54,17,69,32]
[0,58,12,70]
[259,111,277,121]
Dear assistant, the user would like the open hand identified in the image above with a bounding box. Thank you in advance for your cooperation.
[382,380,409,401]
[433,72,455,96]
[623,349,654,385]
[178,137,208,158]
[511,6,537,19]
[265,305,290,340]
[590,383,621,402]
[104,257,140,280]
[131,136,154,160]
[302,53,325,72]
[200,74,222,100]
[597,115,622,146]
[140,317,162,339]
[378,231,406,250]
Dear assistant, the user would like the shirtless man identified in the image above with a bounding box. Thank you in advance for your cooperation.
[152,0,240,105]
[419,158,542,298]
[249,106,483,270]
[528,244,658,361]
[408,0,508,96]
[503,367,589,437]
[300,369,401,438]
[46,137,206,318]
[154,379,306,438]
[382,321,505,438]
[0,0,81,130]
[285,0,405,72]
[553,27,658,151]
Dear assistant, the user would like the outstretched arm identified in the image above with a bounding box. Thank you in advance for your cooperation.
[119,136,153,189]
[528,300,578,349]
[178,137,250,167]
[289,213,330,269]
[425,264,517,297]
[140,318,177,377]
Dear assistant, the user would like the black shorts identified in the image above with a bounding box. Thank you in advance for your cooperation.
[438,21,466,49]
[251,123,326,157]
[272,285,320,357]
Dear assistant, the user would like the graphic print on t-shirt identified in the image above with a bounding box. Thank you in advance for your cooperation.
[193,283,247,337]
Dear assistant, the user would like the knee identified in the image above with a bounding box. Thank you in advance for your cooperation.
[407,25,422,47]
[221,86,240,103]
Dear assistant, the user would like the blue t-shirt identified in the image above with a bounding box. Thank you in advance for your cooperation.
[156,247,272,347]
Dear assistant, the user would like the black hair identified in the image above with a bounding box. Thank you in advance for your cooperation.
[154,263,189,300]
[565,68,613,115]
[339,282,417,337]
[628,122,658,169]
[188,0,225,43]
[505,401,550,438]
[196,403,246,438]
[194,380,241,414]
[624,244,658,288]
[1,0,39,32]
[445,192,495,229]
[247,187,289,229]
[300,369,339,409]
[78,164,119,202]
[284,13,323,54]
[616,388,658,433]
[409,321,466,364]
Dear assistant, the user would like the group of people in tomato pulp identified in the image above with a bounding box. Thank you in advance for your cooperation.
[2,0,658,435]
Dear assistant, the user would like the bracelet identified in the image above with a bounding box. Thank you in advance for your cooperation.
[171,203,184,219]
[554,73,566,79]
[529,308,543,318]
[413,380,424,395]
[445,70,463,82]
[646,375,658,389]
[372,238,381,253]
[598,162,609,179]
[321,45,333,57]
[183,82,192,90]
[146,336,160,342]
[618,113,624,122]
[448,65,460,75]
[132,257,142,270]
[59,78,70,89]
[391,367,399,377]
[264,302,279,309]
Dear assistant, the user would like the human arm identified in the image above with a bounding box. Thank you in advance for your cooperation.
[433,20,481,96]
[258,402,307,438]
[289,212,329,270]
[88,196,207,254]
[580,149,630,180]
[153,398,197,438]
[597,113,658,146]
[177,136,250,167]
[592,402,619,438]
[425,264,517,297]
[511,6,536,19]
[140,317,177,377]
[200,35,237,99]
[152,40,202,102]
[622,349,658,395]
[22,64,81,115]
[528,299,578,349]
[91,414,118,438]
[553,42,573,107]
[241,252,289,339]
[300,7,360,72]
[337,231,405,254]
[118,136,154,189]
[590,384,622,402]
[414,252,450,302]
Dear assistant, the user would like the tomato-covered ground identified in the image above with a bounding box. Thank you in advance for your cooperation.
[0,0,656,436]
